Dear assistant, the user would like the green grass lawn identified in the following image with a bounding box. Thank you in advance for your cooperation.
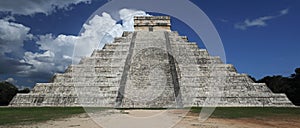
[190,107,300,118]
[0,107,86,125]
[0,107,299,126]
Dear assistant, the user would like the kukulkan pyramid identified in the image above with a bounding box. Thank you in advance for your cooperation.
[10,16,294,107]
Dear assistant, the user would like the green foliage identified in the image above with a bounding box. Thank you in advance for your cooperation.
[247,75,257,82]
[295,68,300,75]
[18,88,30,93]
[190,107,300,118]
[0,81,30,106]
[0,107,85,125]
[0,82,18,106]
[257,68,300,105]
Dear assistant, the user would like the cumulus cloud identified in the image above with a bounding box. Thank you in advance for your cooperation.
[74,12,123,59]
[0,19,33,75]
[5,77,17,84]
[0,8,149,85]
[0,0,91,15]
[4,77,31,89]
[19,12,124,77]
[17,8,149,81]
[119,9,150,31]
[235,8,289,30]
[0,19,32,57]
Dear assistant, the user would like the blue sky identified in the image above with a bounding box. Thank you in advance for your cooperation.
[0,0,299,88]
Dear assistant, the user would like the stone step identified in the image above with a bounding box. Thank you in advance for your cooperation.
[52,77,121,83]
[90,50,128,58]
[66,65,123,71]
[55,77,121,82]
[33,83,120,87]
[181,85,271,92]
[181,93,281,98]
[10,93,117,107]
[67,64,124,69]
[113,37,126,41]
[169,36,189,42]
[31,84,119,95]
[102,43,130,50]
[179,64,237,72]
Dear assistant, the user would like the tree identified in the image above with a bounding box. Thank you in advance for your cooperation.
[290,68,300,105]
[295,68,300,78]
[247,75,257,82]
[257,68,300,106]
[0,82,18,106]
[18,88,30,93]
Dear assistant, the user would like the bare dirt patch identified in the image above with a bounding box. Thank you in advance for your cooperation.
[3,110,300,128]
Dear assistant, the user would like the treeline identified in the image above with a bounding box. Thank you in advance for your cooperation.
[254,68,300,106]
[0,82,30,106]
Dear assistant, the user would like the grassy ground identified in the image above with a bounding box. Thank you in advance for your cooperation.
[0,107,299,126]
[190,107,300,118]
[0,107,85,125]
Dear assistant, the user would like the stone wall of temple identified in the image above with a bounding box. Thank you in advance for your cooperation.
[134,16,171,31]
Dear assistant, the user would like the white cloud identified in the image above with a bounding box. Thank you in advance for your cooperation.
[280,8,289,15]
[119,8,150,31]
[5,77,17,84]
[0,19,32,57]
[0,19,34,75]
[0,0,91,15]
[0,8,149,81]
[21,51,57,75]
[235,8,289,30]
[2,15,15,21]
[75,12,123,59]
[19,8,149,78]
[220,19,229,23]
[4,77,31,89]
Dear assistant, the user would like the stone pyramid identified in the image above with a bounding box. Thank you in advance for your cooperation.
[10,16,294,107]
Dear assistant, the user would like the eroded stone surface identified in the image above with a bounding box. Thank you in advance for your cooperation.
[9,16,294,107]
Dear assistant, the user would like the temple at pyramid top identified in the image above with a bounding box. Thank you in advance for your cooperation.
[134,16,171,31]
